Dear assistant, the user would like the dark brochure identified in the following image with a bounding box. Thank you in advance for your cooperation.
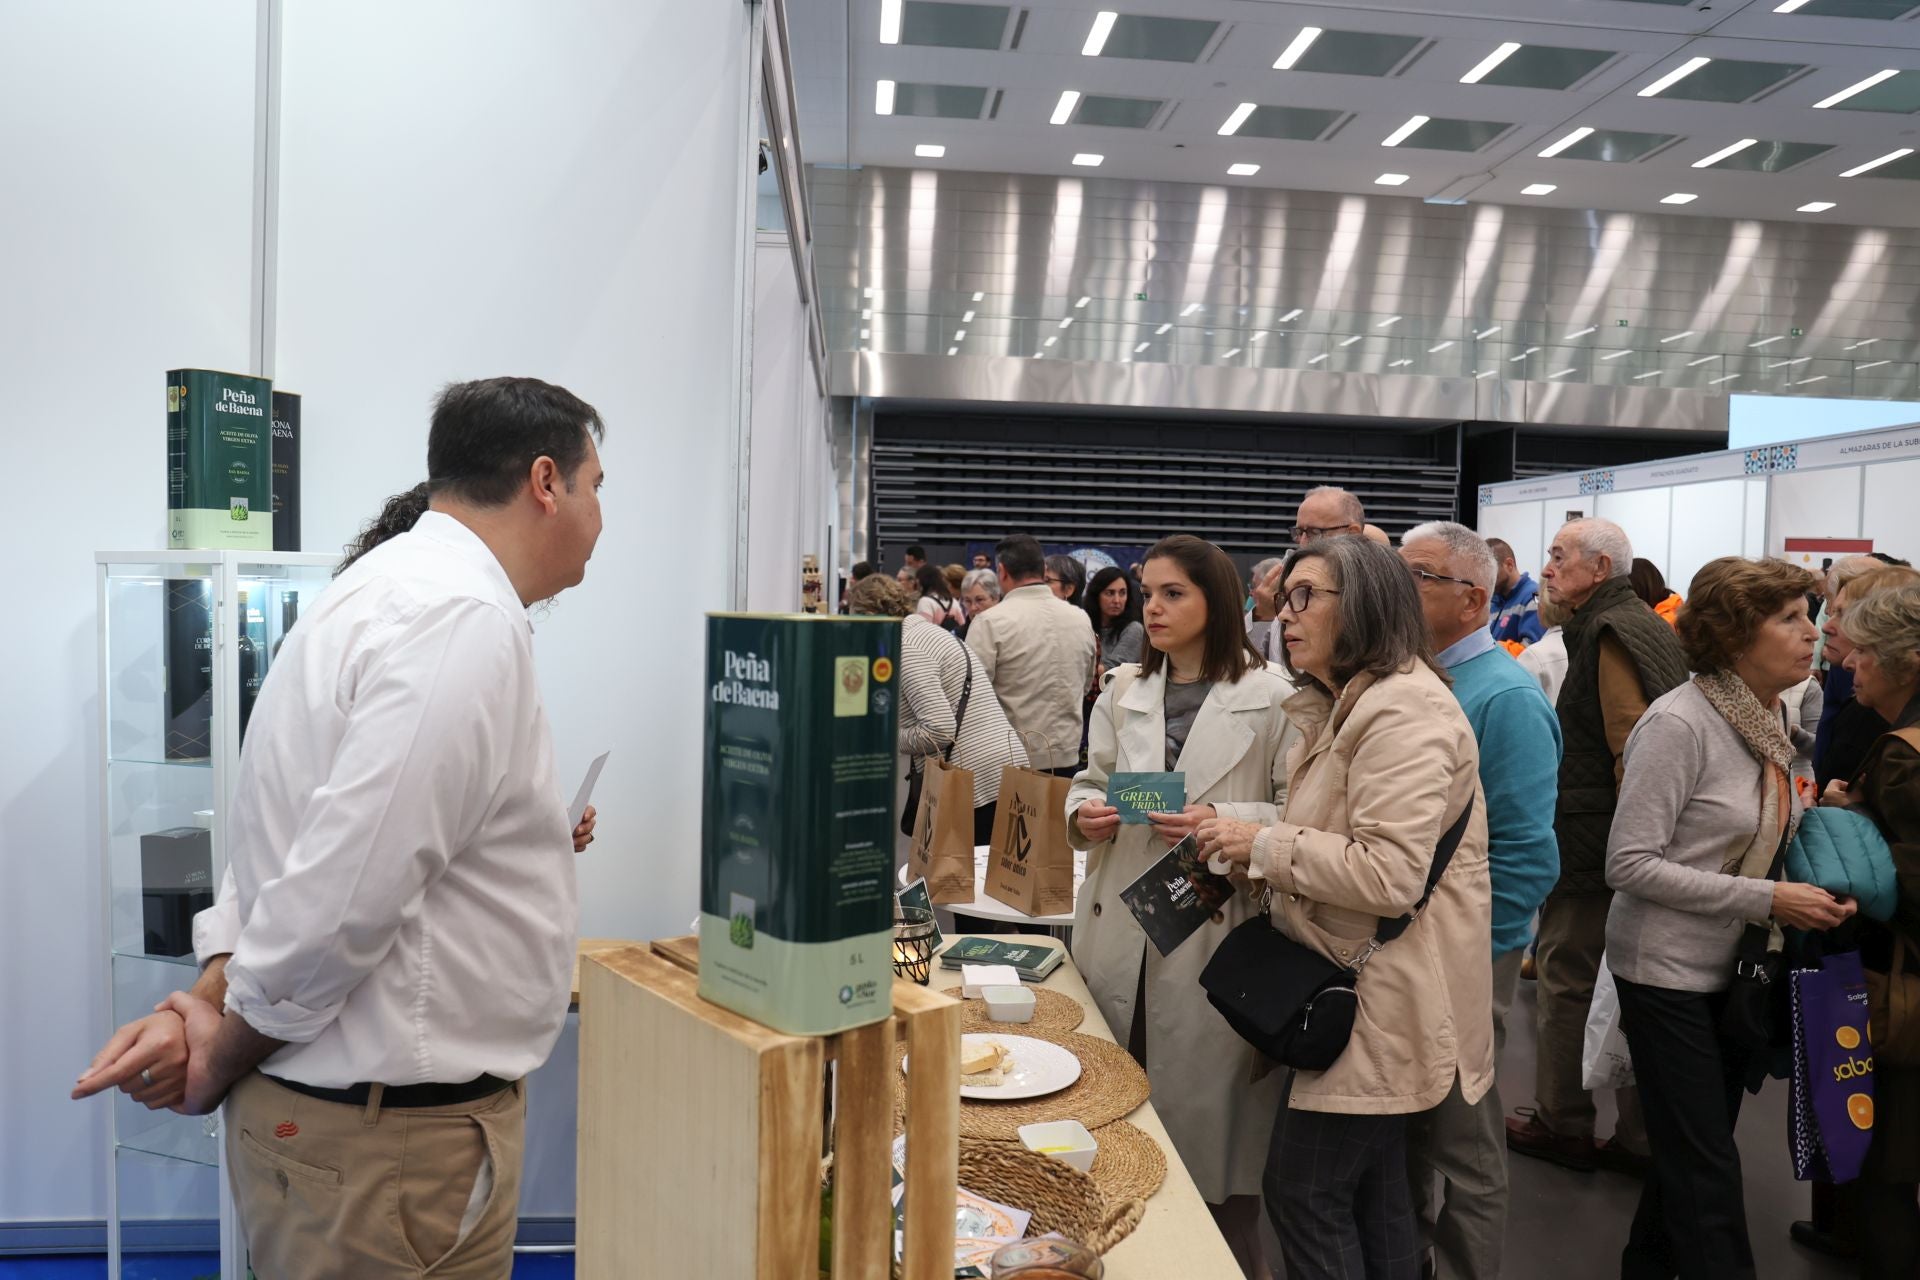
[1119,834,1235,957]
[1108,771,1185,824]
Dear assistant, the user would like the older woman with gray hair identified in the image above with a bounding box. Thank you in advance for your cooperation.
[959,567,1001,625]
[1198,535,1493,1279]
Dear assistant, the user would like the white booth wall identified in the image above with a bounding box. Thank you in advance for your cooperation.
[0,0,761,1232]
[747,233,834,613]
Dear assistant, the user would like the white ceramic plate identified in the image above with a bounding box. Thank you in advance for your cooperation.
[905,1033,1083,1101]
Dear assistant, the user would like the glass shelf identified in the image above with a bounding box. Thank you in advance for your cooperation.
[107,755,213,771]
[115,1145,223,1275]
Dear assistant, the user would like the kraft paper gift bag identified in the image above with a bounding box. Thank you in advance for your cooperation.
[1790,950,1876,1183]
[983,764,1075,917]
[908,757,976,905]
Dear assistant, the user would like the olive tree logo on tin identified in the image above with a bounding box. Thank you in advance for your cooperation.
[728,892,755,949]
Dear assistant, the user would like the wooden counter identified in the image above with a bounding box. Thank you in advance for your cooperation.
[956,935,1241,1278]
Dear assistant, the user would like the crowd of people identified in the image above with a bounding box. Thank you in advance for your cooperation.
[882,484,1920,1280]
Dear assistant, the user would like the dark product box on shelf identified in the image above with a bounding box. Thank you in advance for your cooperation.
[163,579,214,761]
[698,612,900,1035]
[271,390,300,552]
[141,826,212,959]
[167,368,273,551]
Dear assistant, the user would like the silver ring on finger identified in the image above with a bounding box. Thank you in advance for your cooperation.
[141,1069,155,1088]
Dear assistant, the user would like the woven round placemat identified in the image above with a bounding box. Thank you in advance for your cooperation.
[1085,1120,1167,1204]
[938,985,1085,1035]
[958,1139,1145,1256]
[896,1030,1151,1141]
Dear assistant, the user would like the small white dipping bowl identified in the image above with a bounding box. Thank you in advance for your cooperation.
[1018,1120,1097,1172]
[983,984,1036,1023]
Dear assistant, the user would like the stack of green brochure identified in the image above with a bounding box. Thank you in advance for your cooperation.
[937,936,1065,982]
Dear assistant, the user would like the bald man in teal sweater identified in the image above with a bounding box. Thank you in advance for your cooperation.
[1400,523,1563,1280]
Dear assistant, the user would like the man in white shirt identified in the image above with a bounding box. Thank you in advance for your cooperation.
[73,376,605,1279]
[964,533,1095,774]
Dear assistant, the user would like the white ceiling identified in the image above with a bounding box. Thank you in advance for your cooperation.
[790,0,1920,228]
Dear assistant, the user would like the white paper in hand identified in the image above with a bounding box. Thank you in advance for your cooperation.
[569,751,611,830]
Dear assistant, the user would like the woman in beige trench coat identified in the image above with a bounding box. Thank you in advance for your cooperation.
[1066,535,1296,1277]
[1200,535,1493,1280]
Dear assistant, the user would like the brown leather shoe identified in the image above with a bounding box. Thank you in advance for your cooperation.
[1593,1137,1650,1179]
[1504,1109,1596,1172]
[1520,949,1537,981]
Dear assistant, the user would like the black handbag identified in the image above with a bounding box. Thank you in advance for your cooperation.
[900,633,974,837]
[1199,801,1475,1071]
[1719,825,1793,1054]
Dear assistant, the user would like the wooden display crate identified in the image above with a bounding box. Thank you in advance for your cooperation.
[578,937,961,1280]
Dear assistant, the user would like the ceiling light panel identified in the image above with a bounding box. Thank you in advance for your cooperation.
[1521,183,1557,195]
[1273,26,1323,70]
[1784,0,1920,15]
[1382,115,1429,148]
[1465,44,1615,91]
[1799,201,1837,212]
[1459,43,1521,84]
[1698,140,1835,173]
[1283,29,1423,78]
[1814,69,1913,112]
[1050,90,1079,125]
[1081,10,1116,56]
[1156,323,1174,334]
[1087,14,1219,63]
[1638,56,1712,98]
[1538,127,1594,158]
[1375,173,1410,186]
[880,0,902,44]
[1385,116,1514,153]
[1279,309,1304,322]
[1071,153,1104,166]
[1231,105,1346,142]
[898,1,1009,50]
[1648,58,1805,103]
[876,80,896,115]
[1841,148,1917,178]
[1228,163,1261,176]
[1546,129,1680,163]
[884,82,990,119]
[1219,103,1256,136]
[914,143,946,158]
[1661,192,1698,204]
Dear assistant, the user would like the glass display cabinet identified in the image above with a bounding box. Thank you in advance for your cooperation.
[97,550,337,1279]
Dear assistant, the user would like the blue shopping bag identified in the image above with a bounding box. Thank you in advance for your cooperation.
[1789,950,1876,1183]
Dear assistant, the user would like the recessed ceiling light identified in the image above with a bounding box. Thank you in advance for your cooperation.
[1768,357,1811,368]
[1429,341,1456,353]
[915,144,945,158]
[1549,368,1577,378]
[1475,369,1496,379]
[1181,303,1202,317]
[1222,348,1242,359]
[1461,42,1523,85]
[876,80,896,115]
[1775,0,1814,10]
[1799,201,1837,213]
[1798,375,1829,384]
[1661,193,1698,205]
[1601,349,1633,361]
[880,0,901,44]
[1309,353,1329,364]
[1134,342,1150,353]
[1660,330,1695,343]
[1274,26,1323,70]
[1072,153,1104,167]
[1119,354,1131,363]
[1044,335,1058,347]
[860,328,870,339]
[1539,127,1594,159]
[1686,355,1717,366]
[1156,323,1174,334]
[961,310,975,322]
[1083,11,1117,57]
[1845,338,1879,349]
[1842,148,1913,178]
[1388,358,1413,368]
[1051,90,1081,126]
[1382,116,1430,148]
[1856,359,1891,370]
[1639,57,1712,98]
[1475,326,1502,339]
[1279,308,1304,322]
[1058,317,1073,329]
[954,329,966,340]
[948,346,959,356]
[1509,347,1539,362]
[1339,335,1364,346]
[1250,331,1269,343]
[1816,70,1899,111]
[1075,296,1090,308]
[1693,139,1759,169]
[1564,326,1598,340]
[1228,163,1261,177]
[972,291,985,302]
[1749,336,1784,348]
[1633,370,1662,380]
[1033,351,1044,358]
[1219,103,1256,137]
[1375,316,1403,328]
[1375,173,1411,186]
[1521,183,1557,196]
[863,287,874,298]
[1710,373,1741,384]
[861,308,872,320]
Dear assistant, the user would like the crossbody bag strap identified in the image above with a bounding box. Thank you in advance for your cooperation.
[1358,797,1476,963]
[943,631,975,764]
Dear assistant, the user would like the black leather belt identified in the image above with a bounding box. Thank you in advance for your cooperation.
[265,1072,513,1109]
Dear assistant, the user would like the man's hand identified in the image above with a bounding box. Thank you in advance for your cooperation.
[1146,804,1217,848]
[160,991,284,1117]
[1821,780,1855,809]
[72,1010,189,1109]
[573,805,597,853]
[1251,563,1286,622]
[1076,802,1122,844]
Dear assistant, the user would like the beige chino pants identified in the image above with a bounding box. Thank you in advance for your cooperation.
[224,1071,525,1279]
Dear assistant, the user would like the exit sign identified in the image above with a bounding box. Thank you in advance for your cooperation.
[1134,293,1147,301]
[1790,327,1804,337]
[1616,319,1630,327]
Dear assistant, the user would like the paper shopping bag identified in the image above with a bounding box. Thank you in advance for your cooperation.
[983,765,1075,917]
[908,757,976,904]
[1790,950,1876,1183]
[1581,956,1636,1091]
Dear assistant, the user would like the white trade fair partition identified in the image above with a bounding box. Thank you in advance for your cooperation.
[1477,421,1920,589]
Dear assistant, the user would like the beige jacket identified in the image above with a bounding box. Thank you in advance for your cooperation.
[1065,662,1295,1203]
[1252,662,1495,1116]
[966,583,1097,770]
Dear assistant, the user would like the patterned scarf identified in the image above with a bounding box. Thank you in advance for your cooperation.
[1692,668,1799,876]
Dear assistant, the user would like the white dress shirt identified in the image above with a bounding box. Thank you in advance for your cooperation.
[194,512,576,1087]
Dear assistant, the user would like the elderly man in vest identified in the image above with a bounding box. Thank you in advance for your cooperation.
[1505,518,1688,1176]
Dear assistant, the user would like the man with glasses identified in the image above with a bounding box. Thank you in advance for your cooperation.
[1397,523,1562,1280]
[1247,486,1369,660]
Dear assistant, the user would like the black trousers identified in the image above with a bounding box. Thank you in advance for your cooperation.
[1614,976,1755,1280]
[1264,1074,1420,1280]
